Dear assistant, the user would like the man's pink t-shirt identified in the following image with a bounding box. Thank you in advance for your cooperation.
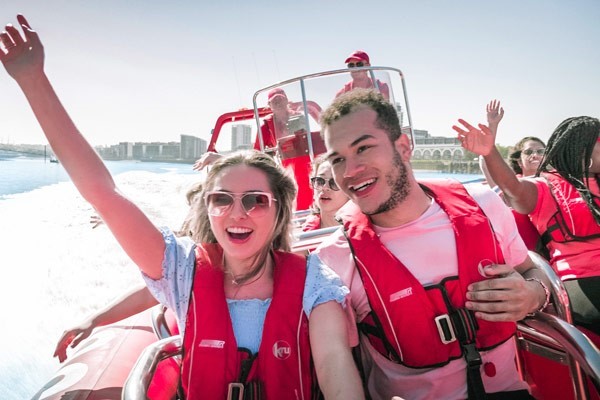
[312,183,529,400]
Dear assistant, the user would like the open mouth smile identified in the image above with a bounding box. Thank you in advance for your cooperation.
[349,178,376,193]
[226,226,253,241]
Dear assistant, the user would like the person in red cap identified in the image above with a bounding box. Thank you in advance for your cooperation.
[257,88,316,210]
[258,88,298,148]
[194,87,316,210]
[336,50,390,100]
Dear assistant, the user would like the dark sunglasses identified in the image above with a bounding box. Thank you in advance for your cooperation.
[310,177,339,191]
[522,148,545,156]
[204,191,276,217]
[347,61,365,68]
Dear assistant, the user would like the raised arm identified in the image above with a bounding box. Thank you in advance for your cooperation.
[1,16,165,278]
[453,119,538,214]
[479,100,505,188]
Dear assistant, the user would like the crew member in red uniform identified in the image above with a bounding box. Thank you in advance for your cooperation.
[194,88,318,210]
[336,50,390,101]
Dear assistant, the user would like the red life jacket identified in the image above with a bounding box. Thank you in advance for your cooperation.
[301,214,321,232]
[336,78,390,100]
[539,172,600,245]
[181,243,314,400]
[342,180,516,368]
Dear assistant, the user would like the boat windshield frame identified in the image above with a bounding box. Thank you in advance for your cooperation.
[252,66,414,162]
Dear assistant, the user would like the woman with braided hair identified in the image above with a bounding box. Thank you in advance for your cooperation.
[454,114,600,335]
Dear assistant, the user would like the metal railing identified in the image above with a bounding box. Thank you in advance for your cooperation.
[516,252,599,399]
[122,336,182,400]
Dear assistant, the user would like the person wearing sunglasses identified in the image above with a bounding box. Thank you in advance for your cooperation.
[455,104,600,337]
[335,50,390,101]
[0,16,364,399]
[302,155,349,232]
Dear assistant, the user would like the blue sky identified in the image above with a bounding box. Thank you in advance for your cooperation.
[0,0,598,147]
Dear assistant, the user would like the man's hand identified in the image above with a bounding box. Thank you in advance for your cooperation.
[465,263,543,322]
[453,119,496,156]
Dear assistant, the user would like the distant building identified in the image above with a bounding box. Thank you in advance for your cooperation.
[412,129,465,160]
[94,134,206,162]
[132,142,180,160]
[231,124,252,151]
[181,134,206,160]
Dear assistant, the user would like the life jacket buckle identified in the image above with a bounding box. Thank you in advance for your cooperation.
[464,343,482,368]
[435,314,457,344]
[227,382,245,400]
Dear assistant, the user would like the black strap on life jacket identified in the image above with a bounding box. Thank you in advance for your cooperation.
[227,349,261,400]
[351,345,372,400]
[343,225,488,400]
[438,282,486,400]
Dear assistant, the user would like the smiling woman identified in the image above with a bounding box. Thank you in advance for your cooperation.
[0,15,364,399]
[508,137,546,177]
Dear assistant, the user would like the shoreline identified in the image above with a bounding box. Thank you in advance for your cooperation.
[1,147,483,174]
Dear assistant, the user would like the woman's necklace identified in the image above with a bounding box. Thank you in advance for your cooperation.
[223,253,269,287]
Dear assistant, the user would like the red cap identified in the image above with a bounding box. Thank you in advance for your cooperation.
[344,50,370,64]
[267,88,287,102]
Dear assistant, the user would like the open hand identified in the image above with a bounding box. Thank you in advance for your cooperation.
[0,15,44,82]
[453,119,496,156]
[486,99,504,132]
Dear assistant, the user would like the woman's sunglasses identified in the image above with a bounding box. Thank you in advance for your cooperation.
[310,177,339,191]
[347,61,365,68]
[522,148,545,156]
[204,191,276,217]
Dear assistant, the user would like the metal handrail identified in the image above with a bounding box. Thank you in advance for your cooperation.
[122,335,182,400]
[518,313,600,396]
[150,304,173,340]
[522,251,597,399]
[296,225,339,241]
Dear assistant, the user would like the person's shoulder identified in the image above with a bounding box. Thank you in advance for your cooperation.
[463,182,504,207]
[464,181,497,196]
[313,227,348,254]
